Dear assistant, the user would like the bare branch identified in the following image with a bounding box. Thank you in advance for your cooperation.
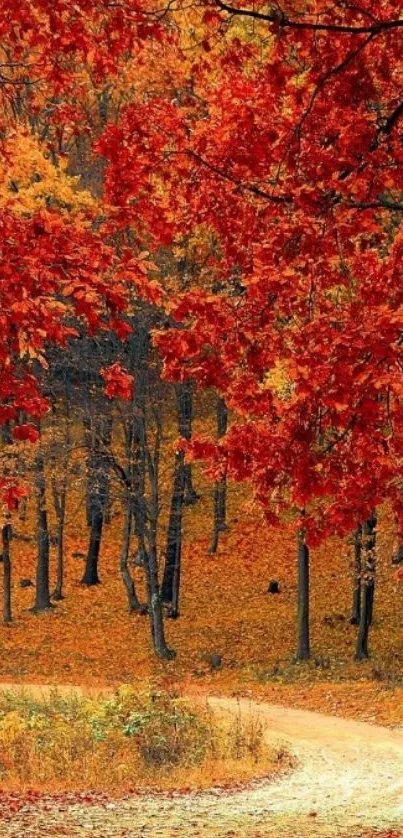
[188,150,291,204]
[213,0,403,34]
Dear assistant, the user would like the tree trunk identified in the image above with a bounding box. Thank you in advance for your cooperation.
[81,506,103,585]
[2,523,12,624]
[34,450,52,611]
[100,414,113,524]
[143,539,175,660]
[82,416,108,586]
[137,465,175,659]
[120,500,147,613]
[1,420,12,445]
[177,382,199,506]
[355,513,377,661]
[209,397,228,555]
[161,450,186,616]
[128,321,174,659]
[350,526,362,625]
[83,411,93,527]
[52,519,65,600]
[367,579,375,627]
[355,582,372,660]
[296,534,310,661]
[51,475,67,601]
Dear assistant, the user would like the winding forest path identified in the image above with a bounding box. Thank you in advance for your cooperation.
[1,685,403,836]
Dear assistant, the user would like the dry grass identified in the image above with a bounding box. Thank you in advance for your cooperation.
[0,684,285,794]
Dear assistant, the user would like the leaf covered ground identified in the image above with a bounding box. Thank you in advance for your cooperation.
[3,470,403,728]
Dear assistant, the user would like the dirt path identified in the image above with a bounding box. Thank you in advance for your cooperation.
[0,685,403,837]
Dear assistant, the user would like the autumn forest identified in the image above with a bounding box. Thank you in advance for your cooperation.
[1,1,403,836]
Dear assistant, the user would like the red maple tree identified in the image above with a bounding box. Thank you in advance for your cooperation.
[98,0,403,657]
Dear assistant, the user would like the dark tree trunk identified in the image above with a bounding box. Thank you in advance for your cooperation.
[139,507,174,657]
[355,513,377,661]
[135,419,175,657]
[161,450,186,616]
[34,450,52,611]
[52,518,65,600]
[177,381,199,506]
[367,580,375,628]
[120,499,147,613]
[2,523,12,624]
[83,411,93,527]
[350,526,362,625]
[209,397,228,555]
[296,535,310,661]
[81,415,109,586]
[123,321,174,658]
[1,420,12,445]
[51,476,67,601]
[355,582,372,660]
[50,371,72,601]
[81,506,103,585]
[100,414,113,525]
[143,538,175,660]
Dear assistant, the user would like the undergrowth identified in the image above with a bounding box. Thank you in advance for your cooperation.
[0,684,284,793]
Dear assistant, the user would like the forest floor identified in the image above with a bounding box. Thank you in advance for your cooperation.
[5,478,403,726]
[0,689,402,837]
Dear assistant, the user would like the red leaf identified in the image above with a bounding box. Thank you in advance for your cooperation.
[13,424,40,443]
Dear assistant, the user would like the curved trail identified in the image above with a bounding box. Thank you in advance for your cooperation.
[1,685,403,837]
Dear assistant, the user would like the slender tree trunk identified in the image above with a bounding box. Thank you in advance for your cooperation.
[127,322,174,659]
[34,449,52,611]
[120,499,146,613]
[296,533,310,661]
[209,397,228,555]
[100,413,113,525]
[355,583,371,660]
[136,454,174,658]
[82,417,108,586]
[51,476,67,601]
[1,420,12,445]
[161,450,186,616]
[2,523,12,624]
[177,381,199,506]
[81,506,103,585]
[53,517,65,600]
[51,373,71,601]
[83,411,93,527]
[367,578,375,627]
[350,526,362,625]
[355,513,377,661]
[143,536,175,660]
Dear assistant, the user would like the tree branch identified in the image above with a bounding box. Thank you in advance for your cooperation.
[382,99,403,135]
[188,150,291,204]
[348,199,403,212]
[213,0,403,34]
